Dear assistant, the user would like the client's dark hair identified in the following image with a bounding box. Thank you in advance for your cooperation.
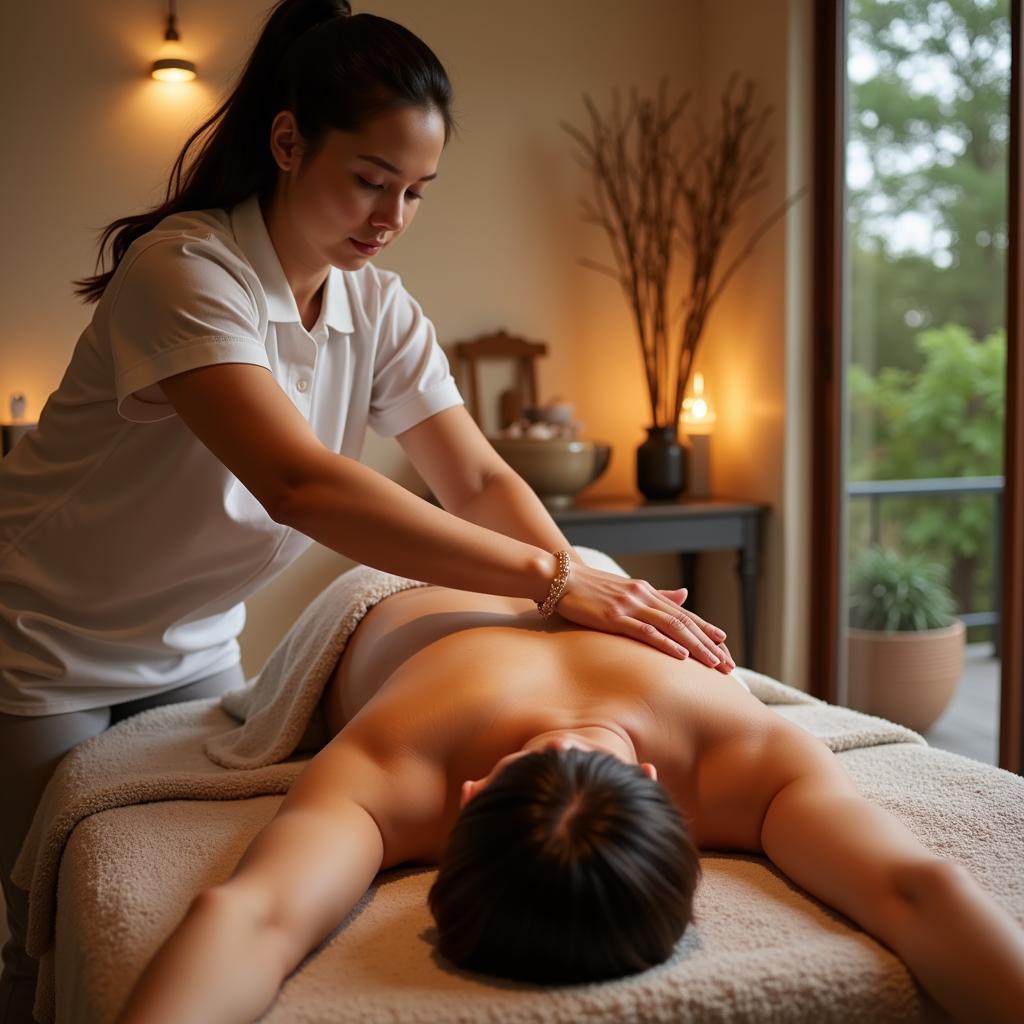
[428,748,701,984]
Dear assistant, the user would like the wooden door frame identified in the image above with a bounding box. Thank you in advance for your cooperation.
[810,0,1024,774]
[809,0,843,708]
[1001,0,1024,774]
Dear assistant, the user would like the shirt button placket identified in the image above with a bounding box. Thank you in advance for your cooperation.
[294,375,312,420]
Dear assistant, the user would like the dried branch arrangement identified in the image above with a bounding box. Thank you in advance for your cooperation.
[562,76,807,429]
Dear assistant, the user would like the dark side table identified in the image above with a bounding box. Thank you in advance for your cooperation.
[551,496,768,670]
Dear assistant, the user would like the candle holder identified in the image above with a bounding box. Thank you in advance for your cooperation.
[680,372,716,500]
[2,392,36,456]
[683,434,711,499]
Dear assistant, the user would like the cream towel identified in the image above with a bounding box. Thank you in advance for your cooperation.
[48,735,1024,1024]
[206,565,431,768]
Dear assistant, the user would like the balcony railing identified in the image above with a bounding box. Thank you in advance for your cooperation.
[847,475,1004,647]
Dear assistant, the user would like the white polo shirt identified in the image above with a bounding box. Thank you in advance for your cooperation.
[0,195,463,715]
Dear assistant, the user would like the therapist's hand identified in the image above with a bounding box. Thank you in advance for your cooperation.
[552,566,736,672]
[659,587,736,673]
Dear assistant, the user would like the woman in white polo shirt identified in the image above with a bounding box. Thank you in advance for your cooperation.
[0,1,734,1018]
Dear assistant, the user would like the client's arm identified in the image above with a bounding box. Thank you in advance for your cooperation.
[115,738,421,1024]
[758,723,1024,1023]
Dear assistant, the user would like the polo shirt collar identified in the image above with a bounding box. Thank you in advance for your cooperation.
[230,194,354,334]
[320,266,354,334]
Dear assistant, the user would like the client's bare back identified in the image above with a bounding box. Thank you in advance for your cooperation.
[322,584,804,854]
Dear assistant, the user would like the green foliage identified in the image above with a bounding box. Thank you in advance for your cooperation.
[848,546,958,632]
[848,0,1009,373]
[848,323,1005,561]
[849,323,1005,479]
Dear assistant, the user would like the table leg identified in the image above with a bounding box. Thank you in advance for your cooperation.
[679,552,698,615]
[736,517,761,670]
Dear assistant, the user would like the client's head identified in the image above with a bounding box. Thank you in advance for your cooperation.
[428,732,701,984]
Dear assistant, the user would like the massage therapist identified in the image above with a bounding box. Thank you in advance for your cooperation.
[0,2,733,1019]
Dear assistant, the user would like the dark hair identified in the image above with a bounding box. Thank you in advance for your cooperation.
[75,0,454,302]
[428,749,701,984]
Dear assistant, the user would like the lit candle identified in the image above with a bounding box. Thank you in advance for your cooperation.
[10,393,26,423]
[2,392,34,456]
[680,372,715,499]
[681,373,716,435]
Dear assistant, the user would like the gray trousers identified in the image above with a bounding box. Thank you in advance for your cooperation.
[0,664,246,1024]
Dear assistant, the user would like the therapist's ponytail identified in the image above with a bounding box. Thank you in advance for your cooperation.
[75,0,454,303]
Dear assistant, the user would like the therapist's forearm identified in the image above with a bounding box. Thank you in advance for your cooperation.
[277,453,559,600]
[447,469,583,561]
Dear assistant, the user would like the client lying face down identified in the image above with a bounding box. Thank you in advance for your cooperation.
[431,743,701,984]
[117,582,1024,1024]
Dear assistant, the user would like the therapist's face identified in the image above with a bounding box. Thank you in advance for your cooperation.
[268,104,446,271]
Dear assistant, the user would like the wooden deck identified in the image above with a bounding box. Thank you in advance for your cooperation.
[921,643,1000,766]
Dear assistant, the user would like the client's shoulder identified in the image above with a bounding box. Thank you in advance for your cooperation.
[680,707,842,852]
[304,729,451,867]
[700,705,848,809]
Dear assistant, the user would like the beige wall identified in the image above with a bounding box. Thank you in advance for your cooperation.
[0,0,812,685]
[686,0,814,687]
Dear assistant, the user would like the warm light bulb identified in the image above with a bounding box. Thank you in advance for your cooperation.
[680,371,716,435]
[151,37,197,82]
[152,63,197,83]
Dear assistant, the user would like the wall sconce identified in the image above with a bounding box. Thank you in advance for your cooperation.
[151,0,197,83]
[680,372,716,499]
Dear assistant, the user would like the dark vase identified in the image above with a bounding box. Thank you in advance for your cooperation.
[636,425,686,500]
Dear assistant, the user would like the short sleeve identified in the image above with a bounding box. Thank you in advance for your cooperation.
[367,276,464,437]
[104,233,272,423]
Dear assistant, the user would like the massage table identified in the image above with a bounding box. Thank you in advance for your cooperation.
[14,552,1024,1023]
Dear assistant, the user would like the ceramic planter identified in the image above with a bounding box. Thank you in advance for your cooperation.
[846,619,966,734]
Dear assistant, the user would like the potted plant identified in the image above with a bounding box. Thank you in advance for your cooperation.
[846,547,966,733]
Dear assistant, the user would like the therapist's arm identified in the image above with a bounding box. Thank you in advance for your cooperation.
[158,362,728,666]
[398,405,735,672]
[160,365,555,600]
[396,405,579,556]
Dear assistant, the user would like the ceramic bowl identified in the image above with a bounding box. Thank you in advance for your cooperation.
[491,438,611,509]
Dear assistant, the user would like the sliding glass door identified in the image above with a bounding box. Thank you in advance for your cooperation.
[840,0,1010,764]
[813,0,1023,772]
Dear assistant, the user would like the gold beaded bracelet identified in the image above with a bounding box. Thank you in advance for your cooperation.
[537,550,572,619]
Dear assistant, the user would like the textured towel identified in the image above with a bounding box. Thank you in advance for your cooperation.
[9,552,991,1024]
[49,738,1024,1024]
[206,565,430,769]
